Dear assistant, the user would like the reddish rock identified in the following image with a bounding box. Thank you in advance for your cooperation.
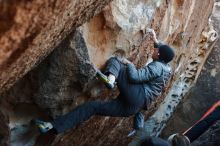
[0,0,113,94]
[0,0,218,146]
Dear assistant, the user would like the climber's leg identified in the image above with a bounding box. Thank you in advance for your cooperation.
[96,57,124,89]
[50,97,141,134]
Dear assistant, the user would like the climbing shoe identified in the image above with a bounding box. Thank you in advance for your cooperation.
[96,70,114,89]
[33,119,53,134]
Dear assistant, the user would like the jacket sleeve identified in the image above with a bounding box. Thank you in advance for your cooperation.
[126,62,162,83]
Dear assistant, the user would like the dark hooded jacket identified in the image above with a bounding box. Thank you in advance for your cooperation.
[127,60,172,108]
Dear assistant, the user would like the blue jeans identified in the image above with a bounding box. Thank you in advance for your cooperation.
[52,57,146,134]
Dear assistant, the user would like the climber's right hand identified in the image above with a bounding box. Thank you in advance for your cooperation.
[146,28,159,44]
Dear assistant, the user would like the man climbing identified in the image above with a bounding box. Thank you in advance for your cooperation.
[34,29,175,135]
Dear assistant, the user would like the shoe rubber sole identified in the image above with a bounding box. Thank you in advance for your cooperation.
[96,71,114,89]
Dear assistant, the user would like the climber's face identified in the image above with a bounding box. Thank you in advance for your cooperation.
[152,48,160,60]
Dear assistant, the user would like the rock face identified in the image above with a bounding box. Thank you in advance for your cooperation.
[193,122,220,146]
[0,0,218,146]
[161,1,220,145]
[34,30,96,117]
[129,1,218,144]
[0,0,112,95]
[0,111,9,146]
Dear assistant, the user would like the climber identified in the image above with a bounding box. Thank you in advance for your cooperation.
[127,112,145,137]
[183,100,220,142]
[33,29,175,135]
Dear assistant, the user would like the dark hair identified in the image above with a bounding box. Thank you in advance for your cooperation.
[158,44,175,63]
[169,134,191,146]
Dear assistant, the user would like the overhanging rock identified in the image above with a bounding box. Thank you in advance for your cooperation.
[0,0,113,95]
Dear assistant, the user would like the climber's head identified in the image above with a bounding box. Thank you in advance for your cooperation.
[168,133,191,146]
[152,43,175,63]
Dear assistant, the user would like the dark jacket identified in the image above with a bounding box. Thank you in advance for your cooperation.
[127,60,172,107]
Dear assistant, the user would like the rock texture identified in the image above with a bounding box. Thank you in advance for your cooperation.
[0,0,218,146]
[161,1,220,145]
[193,122,220,146]
[129,1,217,144]
[0,0,112,95]
[0,110,9,146]
[34,30,96,117]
